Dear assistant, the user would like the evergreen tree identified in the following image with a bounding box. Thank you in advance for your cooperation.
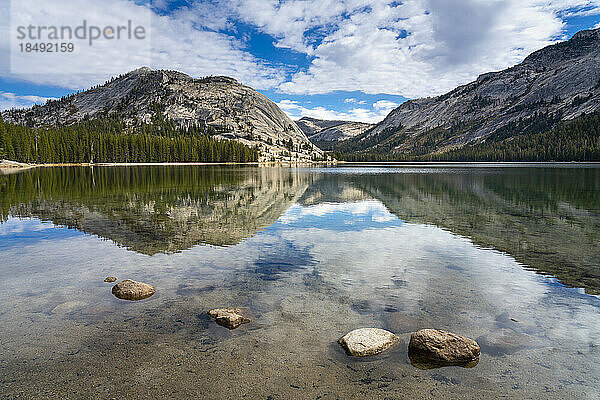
[0,117,259,164]
[0,114,6,159]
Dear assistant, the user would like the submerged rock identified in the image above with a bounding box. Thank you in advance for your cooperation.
[207,308,251,329]
[104,276,117,283]
[51,300,87,314]
[408,329,480,364]
[338,328,400,357]
[112,279,155,301]
[477,329,530,356]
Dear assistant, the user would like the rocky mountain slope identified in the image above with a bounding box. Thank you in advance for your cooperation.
[296,117,373,144]
[2,68,324,162]
[347,28,600,156]
[296,117,345,137]
[310,122,374,144]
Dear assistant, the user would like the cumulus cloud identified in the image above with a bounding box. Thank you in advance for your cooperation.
[278,99,394,123]
[2,0,599,102]
[344,98,367,104]
[0,92,57,111]
[233,0,600,97]
[1,0,284,90]
[373,100,399,111]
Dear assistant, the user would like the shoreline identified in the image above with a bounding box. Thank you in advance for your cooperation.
[1,160,600,169]
[0,160,36,174]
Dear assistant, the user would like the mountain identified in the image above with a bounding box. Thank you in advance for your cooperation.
[296,117,346,137]
[295,117,374,149]
[340,28,600,159]
[309,122,374,143]
[2,68,324,162]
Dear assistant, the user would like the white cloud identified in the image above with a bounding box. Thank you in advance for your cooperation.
[344,98,366,104]
[1,0,285,90]
[0,92,57,111]
[232,0,600,97]
[595,21,600,29]
[373,100,399,111]
[1,0,599,103]
[278,99,392,123]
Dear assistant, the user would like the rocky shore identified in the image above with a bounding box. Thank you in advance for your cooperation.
[0,160,35,174]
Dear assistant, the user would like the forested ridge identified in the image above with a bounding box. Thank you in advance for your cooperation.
[0,115,259,164]
[332,111,600,162]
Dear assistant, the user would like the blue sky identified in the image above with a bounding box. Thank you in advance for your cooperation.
[1,0,599,123]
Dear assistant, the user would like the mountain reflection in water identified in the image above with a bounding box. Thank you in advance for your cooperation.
[0,165,598,293]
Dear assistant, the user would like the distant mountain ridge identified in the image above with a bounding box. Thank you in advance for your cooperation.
[296,117,374,148]
[340,27,600,158]
[2,68,324,162]
[296,117,348,137]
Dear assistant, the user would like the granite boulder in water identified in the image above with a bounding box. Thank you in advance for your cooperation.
[208,308,251,329]
[112,279,155,301]
[338,328,400,357]
[408,329,480,364]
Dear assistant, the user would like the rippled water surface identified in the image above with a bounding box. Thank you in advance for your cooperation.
[0,165,599,399]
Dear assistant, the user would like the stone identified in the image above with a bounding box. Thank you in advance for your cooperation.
[0,160,33,168]
[104,276,117,283]
[112,279,155,301]
[338,328,400,357]
[207,308,251,329]
[408,329,480,364]
[477,329,530,356]
[51,300,87,314]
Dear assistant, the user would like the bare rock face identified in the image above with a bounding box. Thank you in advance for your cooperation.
[338,328,400,357]
[0,160,33,168]
[104,276,117,283]
[207,308,251,329]
[111,279,155,301]
[296,117,344,137]
[309,122,374,143]
[408,329,480,365]
[0,160,35,175]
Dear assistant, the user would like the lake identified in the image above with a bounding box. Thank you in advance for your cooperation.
[0,164,599,399]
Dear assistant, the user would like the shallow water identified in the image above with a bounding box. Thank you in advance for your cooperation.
[0,165,599,399]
